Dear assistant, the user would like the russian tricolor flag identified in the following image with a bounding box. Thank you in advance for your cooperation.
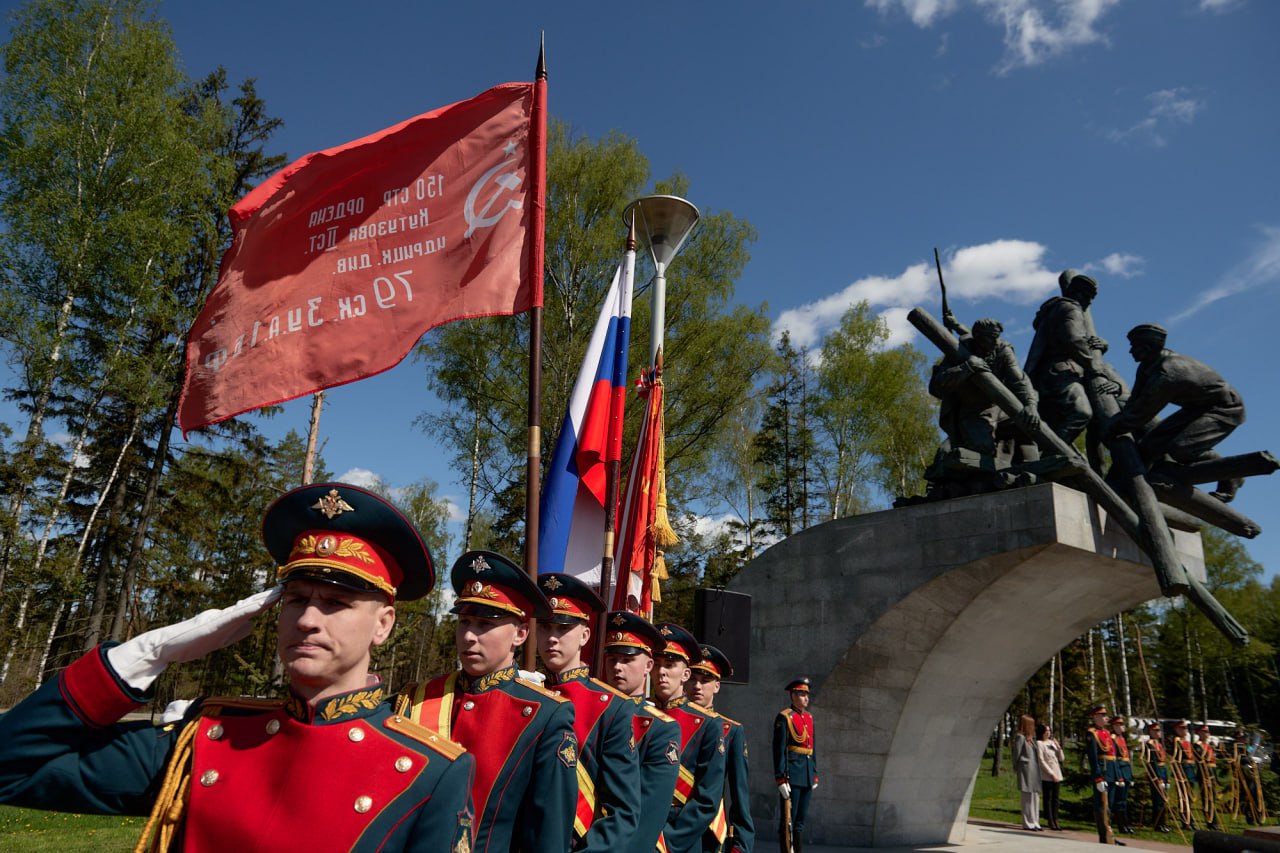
[538,254,635,581]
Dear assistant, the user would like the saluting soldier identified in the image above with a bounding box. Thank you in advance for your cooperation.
[399,551,578,853]
[535,574,641,851]
[1141,721,1172,833]
[601,611,682,853]
[773,677,818,853]
[1194,723,1220,828]
[1110,716,1136,835]
[0,482,475,852]
[687,644,755,853]
[653,622,729,853]
[1084,705,1118,845]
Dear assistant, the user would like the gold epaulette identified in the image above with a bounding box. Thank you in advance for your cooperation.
[688,701,714,715]
[717,713,742,727]
[590,677,634,701]
[384,714,468,760]
[644,705,676,724]
[516,677,571,703]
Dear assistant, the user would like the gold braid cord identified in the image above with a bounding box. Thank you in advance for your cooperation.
[134,715,202,853]
[1168,756,1195,828]
[1196,754,1218,826]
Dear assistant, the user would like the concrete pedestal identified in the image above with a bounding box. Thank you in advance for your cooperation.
[717,483,1204,849]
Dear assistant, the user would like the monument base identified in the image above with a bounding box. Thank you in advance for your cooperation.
[720,482,1204,848]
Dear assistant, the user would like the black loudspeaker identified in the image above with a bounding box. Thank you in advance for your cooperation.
[693,588,751,685]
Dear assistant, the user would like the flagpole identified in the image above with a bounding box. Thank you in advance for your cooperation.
[523,39,547,672]
[302,391,324,485]
[594,220,636,676]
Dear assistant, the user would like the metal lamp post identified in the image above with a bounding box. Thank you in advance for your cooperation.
[623,194,700,366]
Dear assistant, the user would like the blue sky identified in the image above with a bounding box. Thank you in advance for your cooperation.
[4,0,1278,580]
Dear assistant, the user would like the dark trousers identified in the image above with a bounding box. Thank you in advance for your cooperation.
[779,785,813,833]
[1041,780,1061,827]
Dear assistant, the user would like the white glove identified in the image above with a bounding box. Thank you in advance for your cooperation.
[518,669,546,686]
[1095,781,1108,793]
[107,586,283,690]
[778,782,791,800]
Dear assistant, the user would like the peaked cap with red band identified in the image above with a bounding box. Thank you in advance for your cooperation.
[786,676,811,693]
[263,482,435,602]
[602,611,663,656]
[654,622,702,665]
[449,550,551,620]
[537,572,605,624]
[691,644,733,681]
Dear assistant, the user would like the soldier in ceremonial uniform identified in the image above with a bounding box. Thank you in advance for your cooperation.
[773,677,817,853]
[601,611,682,853]
[399,551,577,853]
[1109,716,1136,835]
[0,482,474,852]
[1227,729,1265,825]
[653,622,729,853]
[1171,720,1200,830]
[687,644,755,853]
[1141,722,1172,833]
[1084,705,1121,846]
[535,573,641,851]
[1194,723,1220,828]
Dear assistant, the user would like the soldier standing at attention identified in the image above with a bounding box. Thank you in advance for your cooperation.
[1194,723,1220,828]
[773,677,817,853]
[1085,705,1122,846]
[535,574,641,851]
[400,551,578,853]
[1110,716,1136,835]
[687,644,755,853]
[653,622,729,853]
[0,482,475,852]
[1141,722,1172,833]
[601,611,682,853]
[1172,720,1201,830]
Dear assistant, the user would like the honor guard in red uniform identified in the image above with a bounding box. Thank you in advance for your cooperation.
[1194,723,1220,828]
[1171,720,1200,829]
[1141,722,1172,833]
[535,573,642,851]
[773,677,817,853]
[1084,705,1118,845]
[400,551,577,853]
[687,644,755,853]
[602,611,682,853]
[653,622,728,853]
[1110,716,1136,835]
[0,482,475,852]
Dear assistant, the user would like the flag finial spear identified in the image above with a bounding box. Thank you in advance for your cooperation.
[536,33,546,80]
[627,214,636,253]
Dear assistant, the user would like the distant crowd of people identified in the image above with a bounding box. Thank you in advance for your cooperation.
[1011,704,1269,846]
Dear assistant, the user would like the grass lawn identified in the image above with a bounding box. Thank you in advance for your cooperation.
[0,805,141,852]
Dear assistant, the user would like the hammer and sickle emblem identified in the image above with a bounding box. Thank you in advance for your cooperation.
[464,156,523,238]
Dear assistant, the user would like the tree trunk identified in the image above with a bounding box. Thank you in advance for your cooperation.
[991,714,1006,776]
[34,600,70,688]
[1116,613,1133,717]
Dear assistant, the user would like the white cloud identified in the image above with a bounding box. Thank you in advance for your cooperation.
[1105,87,1205,147]
[1166,225,1280,325]
[774,239,1059,348]
[866,0,1122,71]
[1087,252,1145,278]
[1198,0,1242,12]
[336,467,382,489]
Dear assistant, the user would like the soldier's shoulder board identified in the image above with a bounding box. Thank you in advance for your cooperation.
[384,714,468,760]
[589,678,633,701]
[516,677,571,703]
[718,713,742,727]
[644,705,676,724]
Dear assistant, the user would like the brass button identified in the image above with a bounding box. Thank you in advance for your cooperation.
[200,770,219,787]
[522,706,533,717]
[206,724,224,740]
[265,719,281,735]
[462,701,475,711]
[395,756,413,773]
[348,727,366,742]
[599,694,609,703]
[354,796,373,813]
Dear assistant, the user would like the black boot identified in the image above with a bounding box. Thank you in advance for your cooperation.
[793,830,803,853]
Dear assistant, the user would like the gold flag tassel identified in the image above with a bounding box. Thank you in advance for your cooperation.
[134,715,202,853]
[650,373,677,604]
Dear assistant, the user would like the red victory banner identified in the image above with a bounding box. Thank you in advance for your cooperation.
[178,80,545,434]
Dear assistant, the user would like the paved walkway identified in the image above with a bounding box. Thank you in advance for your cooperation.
[803,819,1192,851]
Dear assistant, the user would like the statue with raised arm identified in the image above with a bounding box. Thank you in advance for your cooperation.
[1103,323,1246,502]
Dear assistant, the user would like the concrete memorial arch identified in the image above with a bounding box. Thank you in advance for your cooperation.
[715,482,1204,849]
